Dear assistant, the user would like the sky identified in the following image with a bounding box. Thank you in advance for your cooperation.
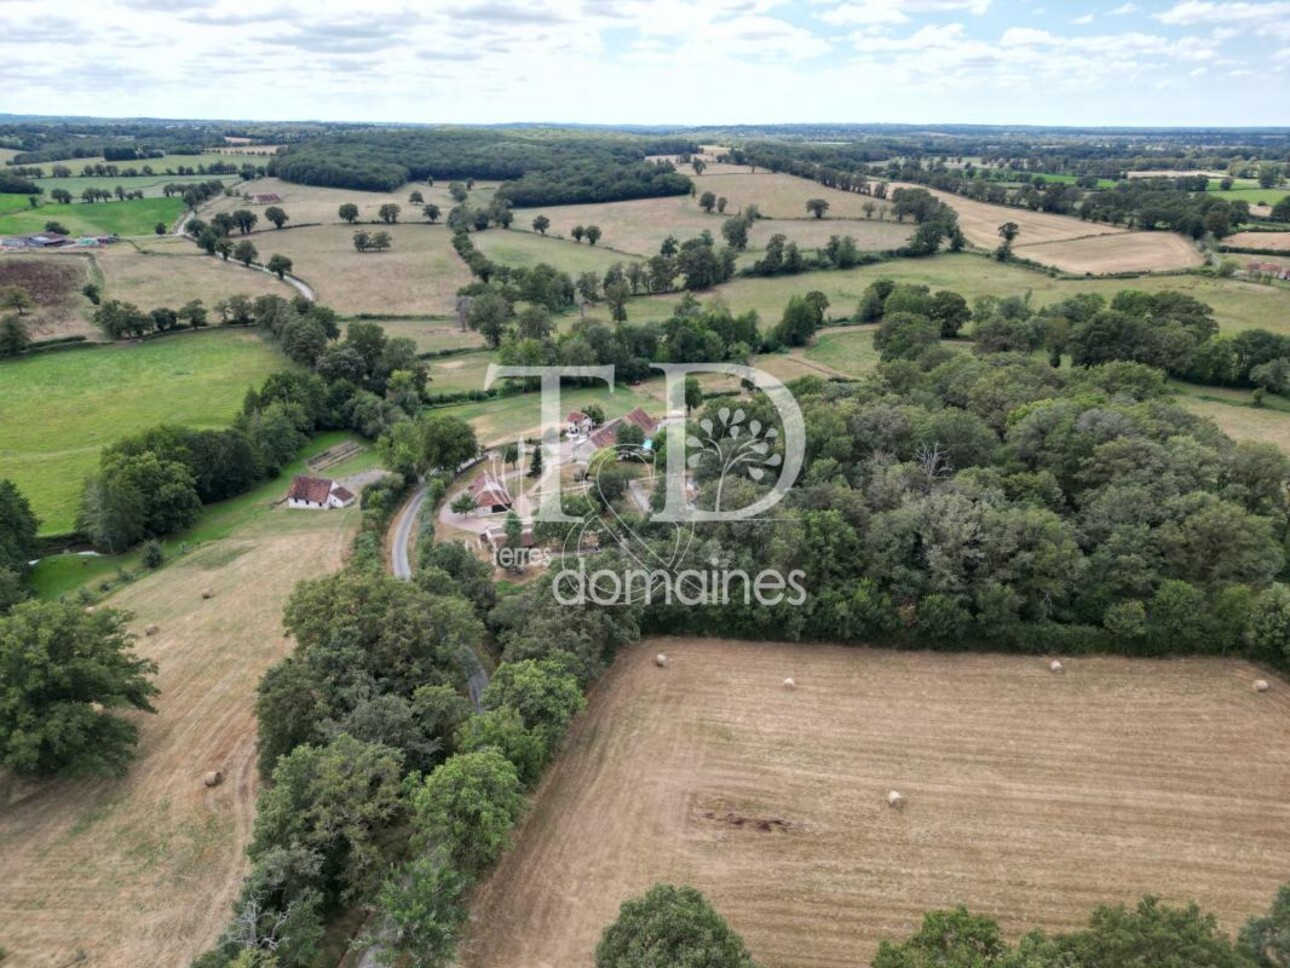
[0,0,1285,127]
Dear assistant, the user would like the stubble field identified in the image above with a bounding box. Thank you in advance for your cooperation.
[0,508,357,968]
[232,223,473,315]
[462,638,1290,968]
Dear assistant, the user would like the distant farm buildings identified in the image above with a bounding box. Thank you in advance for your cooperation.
[285,475,356,509]
[1246,261,1290,281]
[250,192,282,205]
[2,231,70,249]
[1,232,115,250]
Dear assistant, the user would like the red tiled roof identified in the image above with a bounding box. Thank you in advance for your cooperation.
[567,411,588,422]
[287,475,333,503]
[331,485,355,503]
[587,423,618,448]
[623,407,658,435]
[468,473,513,508]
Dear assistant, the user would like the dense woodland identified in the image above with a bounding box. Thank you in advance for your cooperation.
[269,128,697,203]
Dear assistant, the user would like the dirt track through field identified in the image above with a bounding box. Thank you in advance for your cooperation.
[0,515,354,968]
[461,638,1290,968]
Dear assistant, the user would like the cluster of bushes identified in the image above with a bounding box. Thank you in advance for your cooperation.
[931,283,1290,391]
[92,297,210,338]
[175,179,228,213]
[452,231,578,311]
[0,171,39,194]
[467,290,758,383]
[747,232,885,278]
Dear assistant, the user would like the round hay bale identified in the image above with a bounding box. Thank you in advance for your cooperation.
[83,606,96,615]
[144,624,160,636]
[203,770,223,788]
[1254,679,1270,693]
[655,654,668,668]
[887,790,905,810]
[783,677,796,690]
[200,588,214,600]
[1050,660,1064,674]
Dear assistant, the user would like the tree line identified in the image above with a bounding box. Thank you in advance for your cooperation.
[590,882,1290,968]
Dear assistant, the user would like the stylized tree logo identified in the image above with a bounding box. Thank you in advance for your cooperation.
[686,407,783,512]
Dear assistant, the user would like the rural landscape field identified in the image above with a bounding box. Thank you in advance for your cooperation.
[464,640,1290,968]
[2,3,1290,967]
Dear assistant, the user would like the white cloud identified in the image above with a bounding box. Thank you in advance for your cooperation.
[1072,13,1094,24]
[1155,1,1290,25]
[1111,2,1138,12]
[818,0,989,26]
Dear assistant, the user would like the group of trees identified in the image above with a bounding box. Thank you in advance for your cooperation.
[592,881,1290,967]
[871,893,1290,968]
[939,284,1290,392]
[471,290,759,384]
[196,541,598,967]
[271,128,697,205]
[0,480,39,612]
[585,351,1290,667]
[92,297,210,338]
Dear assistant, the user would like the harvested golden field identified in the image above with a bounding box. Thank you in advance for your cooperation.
[908,185,1126,247]
[237,223,472,315]
[207,177,498,228]
[376,319,486,353]
[473,230,642,276]
[0,508,357,968]
[747,217,910,253]
[1177,391,1290,453]
[897,183,1201,274]
[514,196,717,257]
[697,171,884,219]
[462,639,1290,968]
[0,254,95,339]
[1016,231,1204,274]
[96,241,294,307]
[1226,232,1290,252]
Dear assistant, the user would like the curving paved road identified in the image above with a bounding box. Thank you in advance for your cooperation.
[388,482,489,709]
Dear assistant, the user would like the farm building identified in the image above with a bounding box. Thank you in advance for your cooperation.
[468,472,514,514]
[480,524,535,550]
[622,406,660,437]
[566,411,593,437]
[574,407,660,460]
[1245,261,1290,281]
[285,475,356,509]
[250,193,282,205]
[1,232,71,249]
